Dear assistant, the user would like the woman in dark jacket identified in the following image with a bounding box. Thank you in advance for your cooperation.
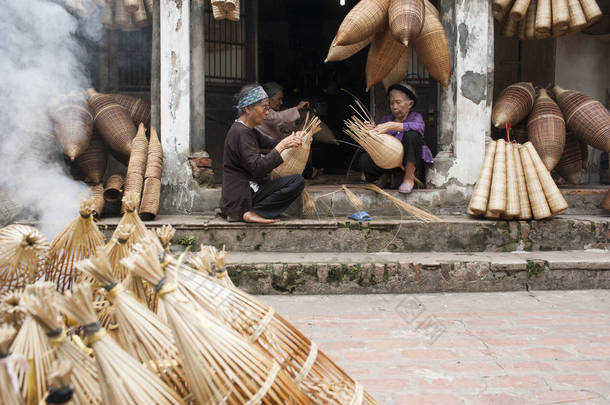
[220,84,304,224]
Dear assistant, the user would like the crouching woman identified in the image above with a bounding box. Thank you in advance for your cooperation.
[220,84,305,224]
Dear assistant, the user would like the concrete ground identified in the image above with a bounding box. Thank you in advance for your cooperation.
[260,290,610,405]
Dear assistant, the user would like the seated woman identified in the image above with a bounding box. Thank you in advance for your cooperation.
[256,82,309,142]
[359,82,434,194]
[220,84,305,224]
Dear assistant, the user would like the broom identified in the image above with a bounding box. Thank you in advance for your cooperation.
[55,282,186,405]
[301,189,317,214]
[0,292,26,328]
[122,236,313,405]
[0,225,50,294]
[342,184,364,211]
[0,324,24,405]
[105,224,135,281]
[356,184,440,222]
[45,200,105,293]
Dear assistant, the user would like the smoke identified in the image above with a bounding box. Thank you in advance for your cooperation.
[0,0,102,237]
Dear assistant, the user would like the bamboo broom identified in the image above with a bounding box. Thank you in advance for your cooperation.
[519,145,552,219]
[488,139,507,214]
[0,225,49,294]
[523,142,568,215]
[45,200,105,293]
[514,145,532,219]
[342,185,364,212]
[55,282,186,405]
[468,141,497,215]
[0,292,26,328]
[505,143,521,218]
[0,324,24,405]
[114,192,147,245]
[301,189,317,214]
[358,184,440,222]
[122,237,313,405]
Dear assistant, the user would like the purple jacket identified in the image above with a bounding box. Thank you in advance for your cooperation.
[379,112,434,164]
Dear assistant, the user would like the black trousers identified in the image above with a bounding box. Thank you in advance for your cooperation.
[359,130,424,183]
[251,174,305,218]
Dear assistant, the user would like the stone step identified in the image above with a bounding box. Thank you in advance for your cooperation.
[98,214,610,253]
[221,250,610,295]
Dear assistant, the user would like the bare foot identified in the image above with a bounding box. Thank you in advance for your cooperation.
[243,211,279,224]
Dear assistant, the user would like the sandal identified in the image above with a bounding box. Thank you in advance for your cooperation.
[398,182,414,194]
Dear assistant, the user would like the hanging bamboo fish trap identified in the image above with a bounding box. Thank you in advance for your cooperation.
[509,0,532,21]
[45,200,105,293]
[535,0,553,37]
[389,0,425,46]
[554,132,586,184]
[55,282,186,404]
[602,188,610,211]
[513,145,532,219]
[519,145,552,219]
[492,82,536,128]
[144,127,163,180]
[89,184,105,219]
[505,142,521,218]
[0,324,23,405]
[382,47,411,89]
[21,282,101,405]
[0,292,26,327]
[325,35,372,63]
[271,114,320,178]
[122,240,313,405]
[552,85,610,152]
[413,0,450,89]
[112,94,151,128]
[139,177,161,220]
[524,142,568,214]
[123,0,139,13]
[75,132,107,184]
[525,1,538,39]
[487,139,508,214]
[87,88,137,157]
[468,141,497,215]
[336,0,391,46]
[567,0,587,32]
[527,88,566,171]
[580,0,603,25]
[49,92,93,161]
[103,173,124,203]
[133,0,149,28]
[0,225,49,294]
[366,29,408,91]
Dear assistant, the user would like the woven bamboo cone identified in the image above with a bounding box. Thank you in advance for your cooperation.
[50,93,93,161]
[525,0,538,39]
[101,0,114,29]
[366,29,407,91]
[524,142,568,215]
[336,0,391,46]
[89,184,105,218]
[552,0,571,36]
[87,89,136,156]
[601,188,610,211]
[21,282,101,405]
[382,46,411,89]
[509,0,531,20]
[503,14,520,37]
[535,0,552,37]
[0,225,49,294]
[552,85,610,152]
[579,0,603,25]
[0,324,23,405]
[555,132,585,184]
[505,143,521,218]
[413,1,450,89]
[513,146,532,219]
[519,145,552,219]
[325,35,372,63]
[493,0,515,15]
[122,238,313,405]
[527,88,566,171]
[488,139,507,214]
[492,82,536,128]
[45,200,105,293]
[122,124,148,213]
[76,133,107,184]
[272,116,319,178]
[0,292,26,327]
[139,177,161,220]
[344,115,404,169]
[55,283,185,404]
[567,0,587,32]
[144,127,163,179]
[112,94,151,128]
[468,141,497,215]
[494,0,515,22]
[389,0,425,46]
[128,236,380,405]
[133,0,149,28]
[103,173,124,203]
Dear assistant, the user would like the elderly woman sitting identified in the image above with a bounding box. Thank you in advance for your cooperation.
[256,82,309,141]
[359,82,434,193]
[220,84,304,224]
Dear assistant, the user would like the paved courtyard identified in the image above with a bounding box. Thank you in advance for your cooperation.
[260,290,610,405]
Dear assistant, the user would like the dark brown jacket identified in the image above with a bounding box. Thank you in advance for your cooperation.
[220,121,282,218]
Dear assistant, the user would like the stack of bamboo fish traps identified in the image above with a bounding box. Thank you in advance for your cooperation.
[100,0,153,31]
[211,0,240,21]
[468,140,568,220]
[139,127,163,220]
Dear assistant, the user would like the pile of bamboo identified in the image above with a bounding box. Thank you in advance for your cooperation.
[494,0,603,39]
[101,0,153,31]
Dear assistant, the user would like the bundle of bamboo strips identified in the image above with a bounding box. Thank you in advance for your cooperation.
[0,225,49,294]
[0,292,26,328]
[0,324,23,405]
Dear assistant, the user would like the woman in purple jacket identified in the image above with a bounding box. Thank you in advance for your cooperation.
[359,82,434,194]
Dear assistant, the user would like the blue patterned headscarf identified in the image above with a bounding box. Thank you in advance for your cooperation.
[235,85,268,112]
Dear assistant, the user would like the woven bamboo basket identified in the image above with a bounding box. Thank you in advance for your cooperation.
[527,88,566,171]
[114,0,133,29]
[133,0,149,28]
[112,94,151,127]
[468,141,497,215]
[505,142,521,218]
[535,0,552,37]
[503,14,521,37]
[87,89,136,156]
[493,0,515,22]
[325,35,372,62]
[552,0,571,36]
[75,132,108,184]
[0,190,21,227]
[580,0,603,25]
[524,142,568,214]
[144,127,163,179]
[123,0,139,12]
[50,94,93,161]
[509,0,532,20]
[366,29,407,91]
[554,132,585,184]
[602,188,610,211]
[127,123,149,176]
[492,82,536,128]
[519,145,552,219]
[389,0,425,46]
[488,139,507,214]
[567,0,588,32]
[101,0,115,29]
[382,46,411,89]
[0,225,49,294]
[512,121,530,144]
[336,0,390,46]
[552,85,610,152]
[313,121,339,145]
[103,173,124,203]
[139,177,161,221]
[513,146,532,219]
[525,0,538,38]
[90,184,105,218]
[0,325,22,405]
[344,116,404,169]
[213,0,240,21]
[414,1,451,89]
[272,115,320,178]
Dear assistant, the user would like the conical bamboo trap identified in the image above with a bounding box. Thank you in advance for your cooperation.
[271,114,320,179]
[87,88,136,157]
[413,0,450,89]
[112,94,151,127]
[325,35,372,63]
[388,0,425,46]
[554,131,587,184]
[122,123,149,213]
[90,184,105,218]
[103,173,124,203]
[76,132,108,184]
[0,324,23,405]
[366,28,408,91]
[144,127,163,180]
[335,0,391,46]
[0,225,49,294]
[527,88,566,171]
[382,46,411,89]
[49,92,93,161]
[492,82,536,128]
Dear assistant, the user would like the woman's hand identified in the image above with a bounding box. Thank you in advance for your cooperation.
[363,121,376,131]
[296,101,309,110]
[275,132,303,153]
[371,121,403,135]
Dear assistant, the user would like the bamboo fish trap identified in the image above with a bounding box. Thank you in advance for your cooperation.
[413,1,450,89]
[122,239,313,405]
[488,139,508,214]
[335,0,391,46]
[90,184,105,218]
[139,178,161,220]
[144,127,163,180]
[524,142,568,214]
[554,132,587,184]
[527,88,566,171]
[382,47,411,89]
[492,82,536,128]
[505,142,521,218]
[271,114,320,178]
[87,89,137,157]
[103,173,124,203]
[112,94,151,128]
[514,144,532,219]
[519,144,552,219]
[49,92,93,161]
[0,225,49,294]
[76,133,107,185]
[468,141,497,215]
[325,35,372,63]
[388,0,425,46]
[122,123,149,213]
[56,283,186,404]
[366,29,408,91]
[0,324,23,405]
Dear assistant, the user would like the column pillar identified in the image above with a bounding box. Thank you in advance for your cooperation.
[190,0,206,152]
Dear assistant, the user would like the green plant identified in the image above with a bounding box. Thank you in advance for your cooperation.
[177,235,195,248]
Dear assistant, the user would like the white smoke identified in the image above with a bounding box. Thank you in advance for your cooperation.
[0,0,102,238]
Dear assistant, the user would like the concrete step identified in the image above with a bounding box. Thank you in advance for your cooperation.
[221,250,610,295]
[98,214,610,253]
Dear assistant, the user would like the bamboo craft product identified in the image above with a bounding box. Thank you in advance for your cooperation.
[133,0,149,28]
[335,0,391,46]
[527,88,566,170]
[156,225,176,251]
[144,127,163,180]
[602,188,610,211]
[101,0,114,29]
[519,145,552,219]
[87,89,137,157]
[567,0,587,31]
[105,224,135,280]
[21,282,101,405]
[518,11,528,39]
[552,0,571,36]
[487,139,508,214]
[494,0,515,22]
[505,143,521,218]
[492,82,536,128]
[144,0,152,14]
[525,1,538,38]
[113,192,147,246]
[524,142,568,214]
[552,85,610,152]
[468,141,498,215]
[50,93,93,161]
[503,14,521,36]
[45,200,105,293]
[0,225,49,294]
[0,324,23,405]
[123,0,139,12]
[0,292,26,327]
[111,94,151,128]
[44,360,77,405]
[514,145,533,219]
[55,283,186,405]
[554,132,586,184]
[75,133,107,184]
[103,173,124,203]
[382,47,411,89]
[271,114,320,178]
[90,184,105,219]
[114,0,134,29]
[312,121,339,145]
[366,29,407,91]
[510,0,532,20]
[209,245,236,289]
[388,0,425,46]
[413,1,450,89]
[535,0,552,37]
[122,241,313,405]
[122,124,149,213]
[325,35,372,63]
[139,177,161,220]
[579,0,603,24]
